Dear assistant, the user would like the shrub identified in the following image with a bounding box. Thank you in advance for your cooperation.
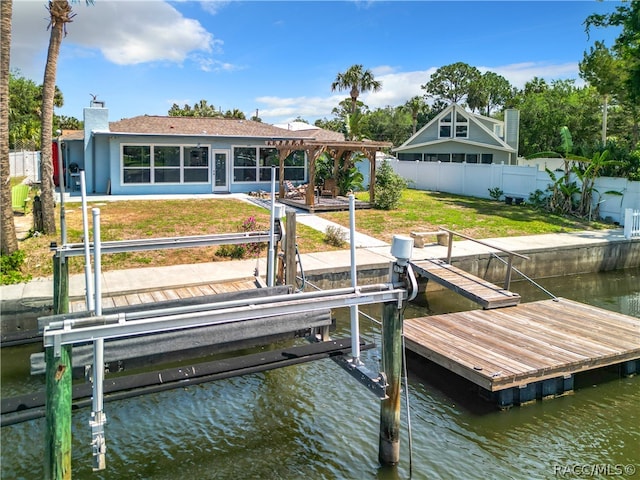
[324,225,347,247]
[215,216,266,259]
[373,160,407,210]
[488,187,504,201]
[0,250,32,285]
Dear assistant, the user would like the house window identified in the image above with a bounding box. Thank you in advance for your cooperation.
[439,112,452,138]
[452,153,465,163]
[233,147,306,183]
[437,154,450,162]
[398,153,422,161]
[494,124,503,138]
[183,146,209,182]
[123,146,151,183]
[425,154,438,162]
[466,154,478,164]
[455,111,468,138]
[122,144,209,184]
[481,154,493,164]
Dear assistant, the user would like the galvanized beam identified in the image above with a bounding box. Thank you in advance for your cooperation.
[52,231,273,258]
[43,285,406,352]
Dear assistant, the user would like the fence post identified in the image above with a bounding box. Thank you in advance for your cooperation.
[624,209,632,239]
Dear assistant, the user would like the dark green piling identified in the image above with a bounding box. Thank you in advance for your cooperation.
[52,254,69,315]
[45,344,73,479]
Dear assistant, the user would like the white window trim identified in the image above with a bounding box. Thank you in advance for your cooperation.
[231,145,307,184]
[121,143,210,186]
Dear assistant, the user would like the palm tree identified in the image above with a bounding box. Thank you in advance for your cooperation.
[39,0,92,234]
[404,96,427,135]
[331,64,382,116]
[1,0,18,255]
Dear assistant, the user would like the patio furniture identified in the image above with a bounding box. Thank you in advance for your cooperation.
[284,180,306,199]
[320,178,337,198]
[11,184,30,214]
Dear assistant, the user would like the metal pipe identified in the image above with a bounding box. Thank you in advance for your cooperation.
[80,171,94,311]
[93,209,102,316]
[349,194,361,363]
[56,132,67,245]
[267,167,276,287]
[92,339,104,413]
[45,283,399,330]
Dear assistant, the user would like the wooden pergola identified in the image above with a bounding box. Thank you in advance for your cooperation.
[266,139,393,208]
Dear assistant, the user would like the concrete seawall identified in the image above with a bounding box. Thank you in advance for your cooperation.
[2,229,639,340]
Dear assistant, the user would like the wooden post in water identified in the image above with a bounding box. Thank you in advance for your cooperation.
[285,209,297,286]
[52,253,69,315]
[379,265,404,465]
[45,344,73,479]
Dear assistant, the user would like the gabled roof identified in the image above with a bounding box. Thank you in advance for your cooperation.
[395,103,512,152]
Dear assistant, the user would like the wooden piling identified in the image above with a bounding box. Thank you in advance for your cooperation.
[285,210,297,287]
[45,344,73,480]
[52,254,69,315]
[378,300,403,465]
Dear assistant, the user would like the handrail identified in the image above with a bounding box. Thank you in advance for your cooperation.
[439,227,530,290]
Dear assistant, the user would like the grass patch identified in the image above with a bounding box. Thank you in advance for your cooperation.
[12,191,612,281]
[321,189,610,243]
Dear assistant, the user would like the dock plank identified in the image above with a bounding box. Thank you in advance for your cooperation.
[405,298,640,391]
[69,277,262,312]
[411,259,520,309]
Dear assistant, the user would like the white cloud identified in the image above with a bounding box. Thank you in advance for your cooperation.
[255,62,583,124]
[10,0,220,76]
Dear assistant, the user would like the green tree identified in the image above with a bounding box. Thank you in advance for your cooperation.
[467,71,514,116]
[1,0,18,255]
[512,79,601,157]
[579,41,623,142]
[585,1,640,147]
[373,159,407,210]
[421,62,481,105]
[169,99,222,117]
[403,96,429,135]
[331,64,382,116]
[223,108,245,119]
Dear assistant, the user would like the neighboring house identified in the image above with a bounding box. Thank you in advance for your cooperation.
[393,103,520,165]
[57,104,344,195]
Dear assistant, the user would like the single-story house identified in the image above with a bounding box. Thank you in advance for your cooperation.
[393,103,520,165]
[57,103,346,196]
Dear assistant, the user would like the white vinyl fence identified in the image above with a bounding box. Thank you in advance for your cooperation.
[386,159,640,226]
[624,209,640,238]
[9,151,40,182]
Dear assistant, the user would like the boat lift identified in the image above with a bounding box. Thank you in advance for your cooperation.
[41,171,418,475]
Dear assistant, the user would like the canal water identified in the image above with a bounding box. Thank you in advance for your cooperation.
[2,268,639,479]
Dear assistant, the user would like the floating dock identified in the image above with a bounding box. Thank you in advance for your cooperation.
[411,258,521,309]
[404,297,640,407]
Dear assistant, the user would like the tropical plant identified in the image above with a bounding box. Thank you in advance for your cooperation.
[331,64,382,116]
[528,126,623,218]
[403,96,428,135]
[1,0,18,255]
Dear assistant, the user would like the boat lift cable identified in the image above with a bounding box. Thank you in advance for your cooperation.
[400,296,414,478]
[489,253,558,300]
[295,244,306,292]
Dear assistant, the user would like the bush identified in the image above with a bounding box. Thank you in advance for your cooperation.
[0,250,32,285]
[373,160,407,210]
[488,187,503,201]
[215,216,266,259]
[324,225,347,247]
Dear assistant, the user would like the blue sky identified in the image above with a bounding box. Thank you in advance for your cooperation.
[10,0,623,125]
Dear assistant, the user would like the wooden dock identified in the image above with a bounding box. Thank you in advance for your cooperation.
[404,298,640,407]
[411,258,521,309]
[69,277,264,312]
